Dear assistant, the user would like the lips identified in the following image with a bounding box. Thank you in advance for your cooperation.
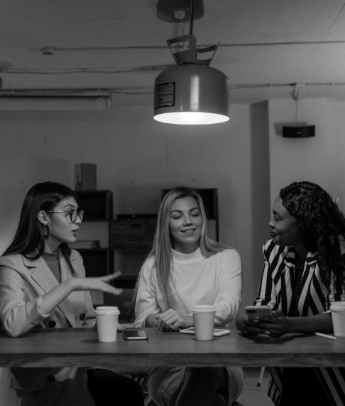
[270,231,277,238]
[181,229,196,234]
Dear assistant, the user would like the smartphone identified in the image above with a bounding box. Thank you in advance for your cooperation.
[123,329,148,340]
[179,327,231,337]
[244,305,272,320]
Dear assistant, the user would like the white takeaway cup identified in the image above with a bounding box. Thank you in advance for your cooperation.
[330,302,345,337]
[191,305,216,341]
[94,306,120,342]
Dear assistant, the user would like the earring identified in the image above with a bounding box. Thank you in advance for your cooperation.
[42,223,50,238]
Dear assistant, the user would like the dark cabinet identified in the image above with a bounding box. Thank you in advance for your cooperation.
[73,190,114,306]
[105,217,157,319]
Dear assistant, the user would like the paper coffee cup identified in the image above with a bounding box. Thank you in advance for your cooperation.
[331,302,345,337]
[191,305,216,341]
[94,306,120,342]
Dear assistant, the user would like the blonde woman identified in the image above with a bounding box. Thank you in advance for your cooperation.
[135,186,244,406]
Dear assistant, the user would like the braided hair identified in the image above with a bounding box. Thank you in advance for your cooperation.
[280,181,345,296]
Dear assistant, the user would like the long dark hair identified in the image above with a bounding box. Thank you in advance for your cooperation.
[280,181,345,296]
[3,182,78,276]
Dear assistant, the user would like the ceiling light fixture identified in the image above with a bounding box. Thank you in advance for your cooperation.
[157,0,204,23]
[154,0,229,125]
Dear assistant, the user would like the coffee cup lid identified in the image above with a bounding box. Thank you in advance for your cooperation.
[191,305,216,313]
[330,302,345,311]
[95,306,120,315]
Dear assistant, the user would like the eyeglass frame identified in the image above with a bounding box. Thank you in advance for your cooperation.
[46,209,84,224]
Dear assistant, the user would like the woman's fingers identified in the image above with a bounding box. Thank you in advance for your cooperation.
[156,310,179,332]
[102,284,123,295]
[100,272,121,282]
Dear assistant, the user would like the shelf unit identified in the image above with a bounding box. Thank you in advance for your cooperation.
[74,188,219,317]
[105,216,157,319]
[74,190,113,306]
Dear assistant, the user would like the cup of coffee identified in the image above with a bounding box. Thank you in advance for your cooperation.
[191,305,216,341]
[94,306,120,342]
[330,301,345,337]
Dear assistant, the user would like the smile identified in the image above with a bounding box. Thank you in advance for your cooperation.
[181,229,196,234]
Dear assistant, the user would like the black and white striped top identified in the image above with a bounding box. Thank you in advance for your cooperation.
[254,239,345,406]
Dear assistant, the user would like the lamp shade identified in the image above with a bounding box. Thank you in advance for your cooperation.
[154,64,229,125]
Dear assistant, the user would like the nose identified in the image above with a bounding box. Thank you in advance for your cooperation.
[268,219,274,228]
[75,216,82,225]
[183,214,193,226]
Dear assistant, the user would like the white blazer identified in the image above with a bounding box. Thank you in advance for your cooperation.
[0,250,96,406]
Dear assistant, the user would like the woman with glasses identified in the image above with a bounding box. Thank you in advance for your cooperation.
[0,181,144,406]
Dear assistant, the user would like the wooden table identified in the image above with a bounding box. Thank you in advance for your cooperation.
[0,328,344,370]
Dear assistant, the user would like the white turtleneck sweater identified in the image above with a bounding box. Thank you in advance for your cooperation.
[134,248,242,328]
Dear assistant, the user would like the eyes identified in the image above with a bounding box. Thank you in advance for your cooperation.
[171,210,201,220]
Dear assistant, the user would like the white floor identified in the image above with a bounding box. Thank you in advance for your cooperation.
[237,368,274,406]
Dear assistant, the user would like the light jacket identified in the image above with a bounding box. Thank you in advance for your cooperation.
[0,250,96,406]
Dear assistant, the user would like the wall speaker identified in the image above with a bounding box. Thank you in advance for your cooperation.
[282,125,315,138]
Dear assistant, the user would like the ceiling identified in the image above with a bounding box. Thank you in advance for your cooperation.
[2,0,345,105]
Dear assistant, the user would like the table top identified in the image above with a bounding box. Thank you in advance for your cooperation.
[0,327,344,370]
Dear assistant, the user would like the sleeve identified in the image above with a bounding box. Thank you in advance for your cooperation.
[134,260,159,328]
[0,264,49,337]
[254,242,277,308]
[82,291,96,328]
[213,249,242,326]
[71,250,96,328]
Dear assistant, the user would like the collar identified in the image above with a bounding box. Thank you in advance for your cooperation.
[172,248,203,264]
[283,246,318,268]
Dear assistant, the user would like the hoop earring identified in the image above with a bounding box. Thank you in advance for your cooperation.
[43,224,51,238]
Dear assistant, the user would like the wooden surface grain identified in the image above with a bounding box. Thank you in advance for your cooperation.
[0,328,344,369]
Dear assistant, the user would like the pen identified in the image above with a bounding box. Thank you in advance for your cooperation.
[314,332,336,340]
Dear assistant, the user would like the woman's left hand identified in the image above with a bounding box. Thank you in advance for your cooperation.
[155,309,193,332]
[255,309,291,337]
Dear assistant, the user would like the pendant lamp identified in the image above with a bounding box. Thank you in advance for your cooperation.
[156,0,204,23]
[153,1,229,125]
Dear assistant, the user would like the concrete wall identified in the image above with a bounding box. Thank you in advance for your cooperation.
[1,97,344,312]
[0,104,261,308]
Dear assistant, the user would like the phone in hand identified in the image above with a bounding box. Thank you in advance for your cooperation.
[244,305,272,321]
[123,329,148,340]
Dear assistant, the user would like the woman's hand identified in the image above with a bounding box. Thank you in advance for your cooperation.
[256,309,291,337]
[155,309,193,332]
[71,272,123,296]
[236,314,261,336]
[237,310,290,338]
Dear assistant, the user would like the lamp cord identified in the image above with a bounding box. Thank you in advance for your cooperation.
[190,0,195,35]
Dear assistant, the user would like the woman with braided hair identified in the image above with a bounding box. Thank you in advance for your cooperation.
[236,181,345,406]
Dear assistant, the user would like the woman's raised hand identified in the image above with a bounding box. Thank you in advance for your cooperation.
[72,271,123,296]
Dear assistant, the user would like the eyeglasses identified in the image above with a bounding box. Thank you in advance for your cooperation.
[46,209,84,224]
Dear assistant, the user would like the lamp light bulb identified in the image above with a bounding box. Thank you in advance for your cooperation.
[174,10,186,20]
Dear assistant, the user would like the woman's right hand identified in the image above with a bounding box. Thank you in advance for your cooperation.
[235,314,261,336]
[155,309,193,332]
[71,272,123,296]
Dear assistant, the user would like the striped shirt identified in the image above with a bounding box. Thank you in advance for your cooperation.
[254,239,345,406]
